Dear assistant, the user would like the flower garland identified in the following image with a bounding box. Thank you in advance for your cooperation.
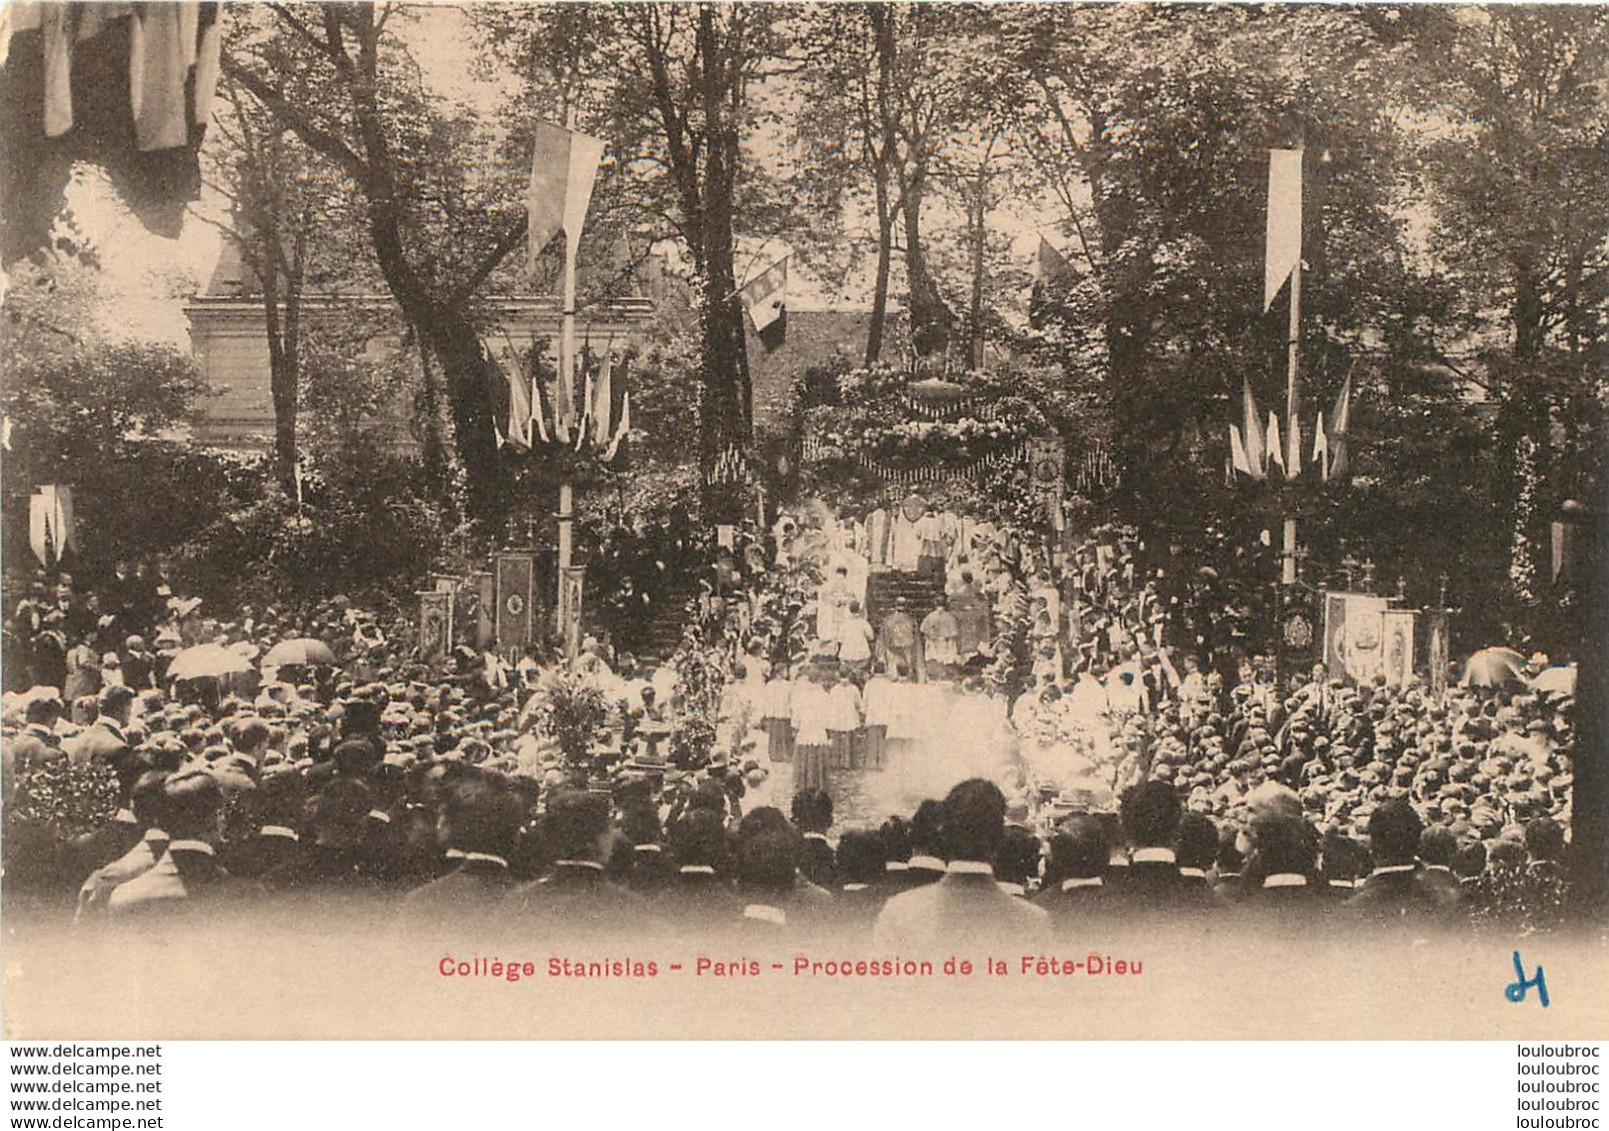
[801,366,1046,477]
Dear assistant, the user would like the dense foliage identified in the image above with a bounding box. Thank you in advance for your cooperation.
[3,4,1603,659]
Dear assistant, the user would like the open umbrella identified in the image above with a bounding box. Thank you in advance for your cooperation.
[263,638,336,667]
[167,643,255,681]
[1531,664,1577,696]
[1462,646,1526,689]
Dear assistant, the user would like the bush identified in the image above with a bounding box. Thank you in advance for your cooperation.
[182,444,449,612]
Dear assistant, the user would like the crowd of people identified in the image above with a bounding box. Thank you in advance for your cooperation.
[0,493,1584,946]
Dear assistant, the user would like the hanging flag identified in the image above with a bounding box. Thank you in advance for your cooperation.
[493,552,535,656]
[1264,148,1303,312]
[507,364,532,451]
[531,370,551,445]
[1312,406,1329,481]
[1266,411,1285,477]
[418,591,453,665]
[43,504,58,569]
[574,347,594,452]
[28,484,74,567]
[601,390,630,463]
[1325,593,1387,684]
[55,483,74,553]
[527,121,607,272]
[1381,608,1416,689]
[131,3,191,151]
[1426,610,1450,699]
[1322,592,1347,678]
[1326,370,1353,480]
[29,489,52,568]
[1229,423,1252,477]
[41,6,72,137]
[1552,520,1574,584]
[1286,411,1302,478]
[553,367,573,445]
[491,353,510,447]
[491,349,533,450]
[591,350,614,447]
[1241,378,1266,478]
[1,2,223,260]
[740,255,788,333]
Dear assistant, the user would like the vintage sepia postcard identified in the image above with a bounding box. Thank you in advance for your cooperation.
[2,1,1605,1041]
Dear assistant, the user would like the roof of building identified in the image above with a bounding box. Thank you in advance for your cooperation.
[203,238,261,298]
[747,309,910,436]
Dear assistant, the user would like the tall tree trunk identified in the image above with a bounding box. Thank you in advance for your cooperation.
[1566,437,1609,919]
[224,10,514,530]
[867,176,894,367]
[696,5,753,521]
[967,173,987,370]
[865,6,898,366]
[255,224,299,495]
[358,174,505,524]
[1514,269,1548,362]
[275,288,300,491]
[423,314,504,523]
[901,164,951,355]
[1498,266,1554,621]
[414,336,447,486]
[260,274,293,493]
[1079,151,1159,499]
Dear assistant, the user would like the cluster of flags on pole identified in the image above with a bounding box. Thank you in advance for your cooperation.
[493,346,631,464]
[578,347,630,459]
[1229,371,1351,482]
[1227,146,1355,485]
